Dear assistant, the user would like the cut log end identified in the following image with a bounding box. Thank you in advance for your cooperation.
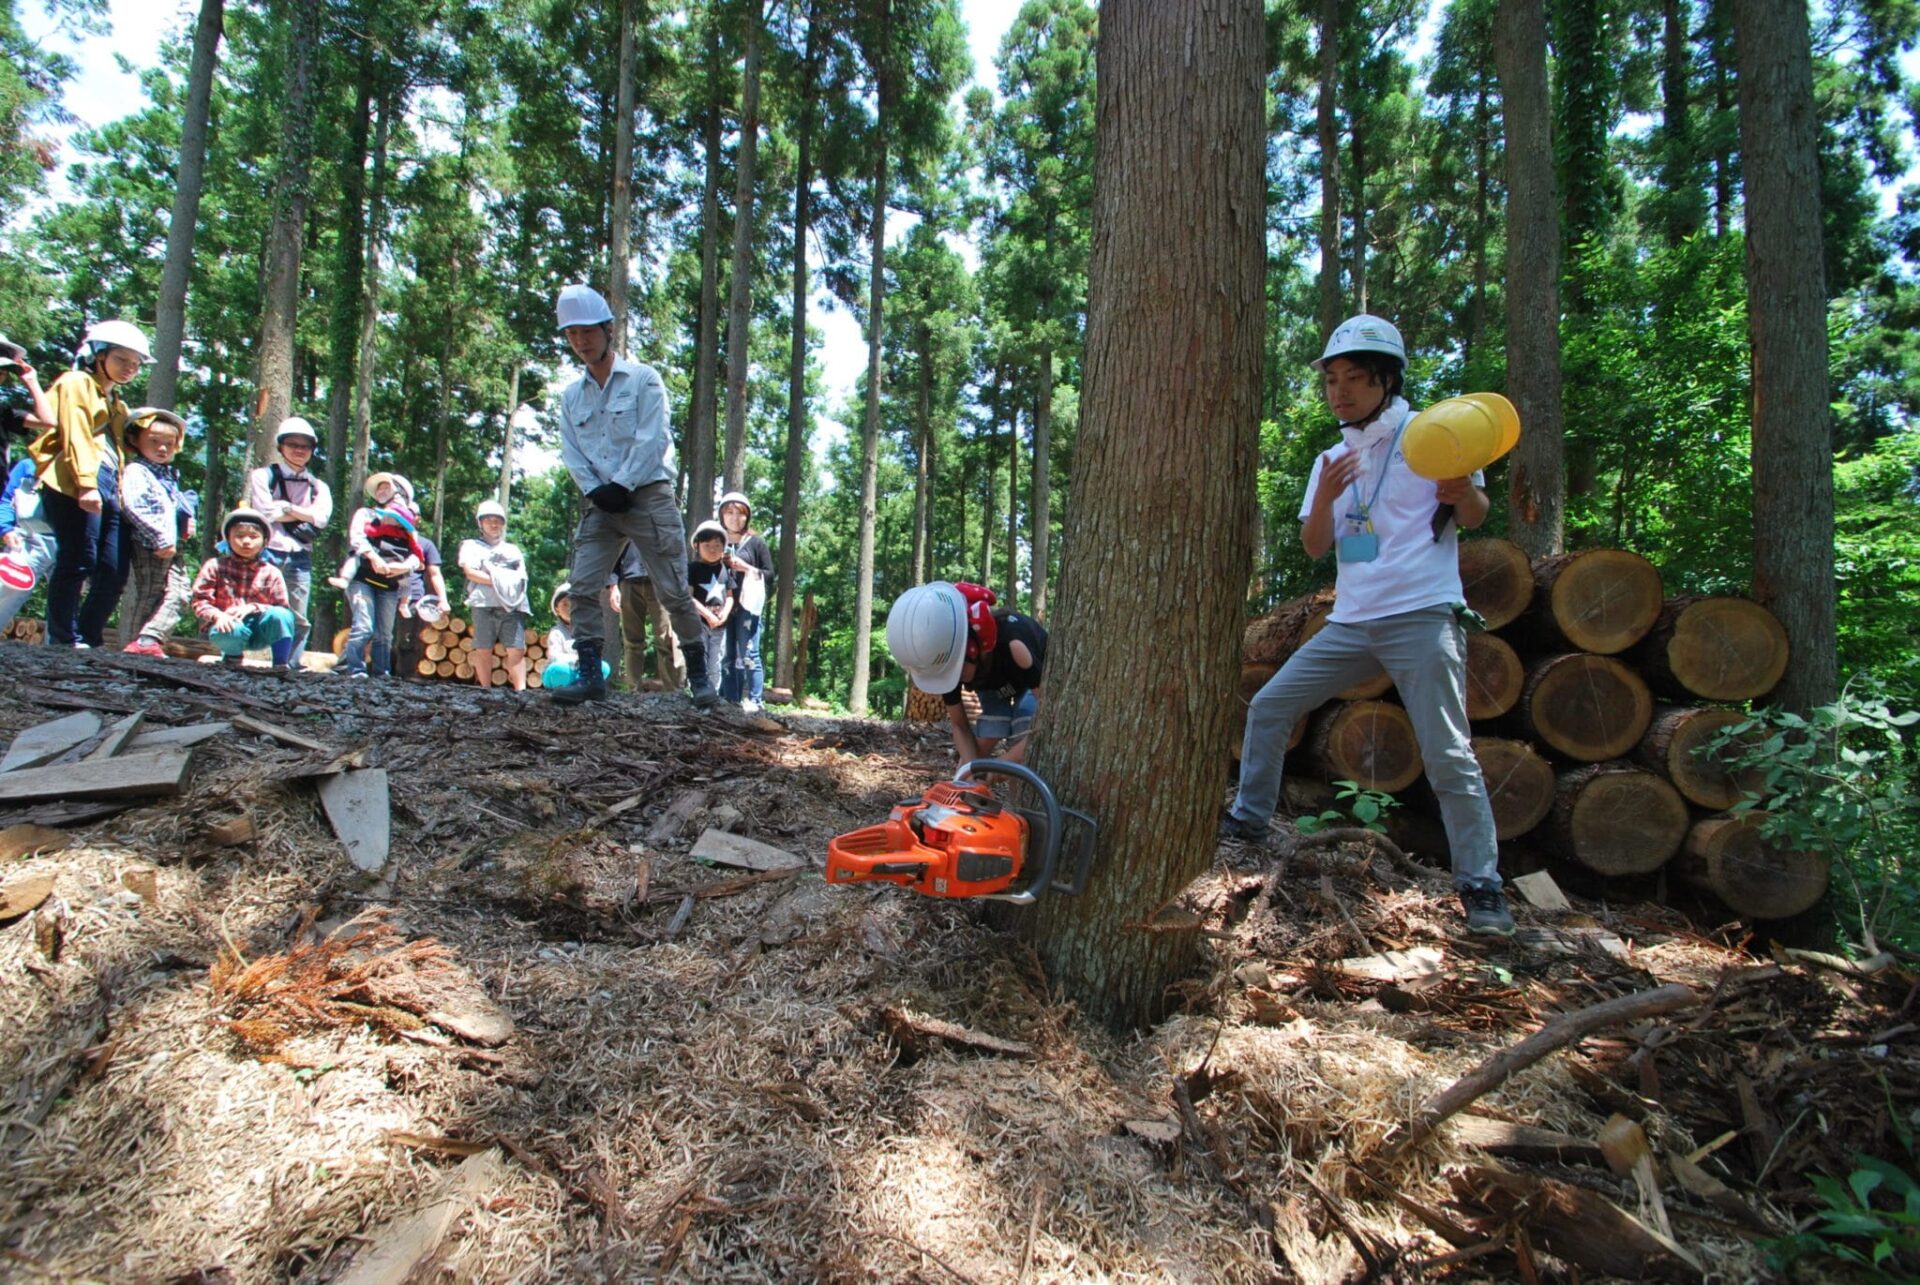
[1532,550,1665,654]
[1464,632,1523,721]
[1681,813,1830,919]
[1309,699,1422,793]
[1635,705,1763,810]
[1458,538,1533,630]
[1473,737,1555,840]
[1523,654,1654,762]
[1639,596,1790,701]
[1551,764,1689,876]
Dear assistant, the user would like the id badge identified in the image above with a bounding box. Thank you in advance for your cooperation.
[1338,532,1379,563]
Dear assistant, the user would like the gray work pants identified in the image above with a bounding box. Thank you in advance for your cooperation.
[620,574,686,689]
[567,481,701,655]
[1231,603,1500,891]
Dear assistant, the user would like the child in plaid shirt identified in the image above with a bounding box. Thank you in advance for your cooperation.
[118,407,196,657]
[191,509,296,669]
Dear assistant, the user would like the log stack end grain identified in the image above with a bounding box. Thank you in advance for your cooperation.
[1458,537,1534,630]
[1464,632,1524,720]
[1679,813,1830,919]
[1309,699,1423,793]
[1631,595,1790,702]
[1522,653,1654,762]
[1530,549,1665,654]
[1634,705,1764,811]
[1549,763,1690,876]
[1472,737,1556,840]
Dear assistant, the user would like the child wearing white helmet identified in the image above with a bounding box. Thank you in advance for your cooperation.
[458,498,531,691]
[118,407,196,657]
[716,489,773,710]
[27,319,149,647]
[887,580,1046,765]
[246,415,333,658]
[190,508,297,670]
[542,580,611,690]
[1224,313,1514,937]
[547,283,711,706]
[685,518,735,701]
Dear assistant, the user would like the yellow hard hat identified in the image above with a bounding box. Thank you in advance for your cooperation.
[1402,392,1521,480]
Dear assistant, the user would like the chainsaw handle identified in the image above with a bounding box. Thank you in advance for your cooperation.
[955,759,1061,906]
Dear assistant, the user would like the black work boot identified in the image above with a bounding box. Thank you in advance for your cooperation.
[680,642,717,709]
[549,641,608,705]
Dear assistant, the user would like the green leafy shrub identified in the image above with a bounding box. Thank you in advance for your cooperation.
[1295,780,1400,836]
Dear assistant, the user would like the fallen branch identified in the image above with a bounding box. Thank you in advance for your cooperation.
[1382,983,1700,1162]
[880,1006,1035,1060]
[1292,826,1443,884]
[1777,946,1898,979]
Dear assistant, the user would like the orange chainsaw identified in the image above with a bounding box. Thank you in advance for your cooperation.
[826,760,1097,904]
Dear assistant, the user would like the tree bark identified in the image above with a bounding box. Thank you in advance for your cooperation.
[1013,0,1265,1031]
[1315,0,1342,338]
[979,365,1000,584]
[1029,347,1052,617]
[148,0,224,413]
[911,322,932,584]
[1493,0,1565,555]
[722,0,764,493]
[498,363,520,506]
[1735,0,1836,713]
[774,0,821,692]
[606,0,639,351]
[1005,403,1019,609]
[849,0,891,717]
[251,0,322,466]
[688,18,725,524]
[348,92,392,512]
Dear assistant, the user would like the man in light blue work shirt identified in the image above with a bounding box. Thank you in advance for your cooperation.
[548,284,712,707]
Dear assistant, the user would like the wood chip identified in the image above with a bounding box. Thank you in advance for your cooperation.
[1333,946,1445,982]
[879,1005,1035,1060]
[0,872,55,919]
[205,815,256,847]
[0,824,71,860]
[1509,870,1571,912]
[644,789,709,846]
[1124,1119,1182,1145]
[125,721,231,752]
[333,1148,505,1285]
[120,868,158,903]
[689,827,805,871]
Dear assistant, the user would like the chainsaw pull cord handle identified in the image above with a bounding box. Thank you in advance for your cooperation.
[954,759,1061,906]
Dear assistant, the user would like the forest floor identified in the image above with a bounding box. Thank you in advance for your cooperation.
[0,644,1914,1283]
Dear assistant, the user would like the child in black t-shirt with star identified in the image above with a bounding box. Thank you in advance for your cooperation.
[686,519,735,703]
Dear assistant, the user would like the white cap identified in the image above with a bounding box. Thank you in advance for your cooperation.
[718,490,751,519]
[886,582,968,696]
[556,284,614,331]
[1312,314,1406,372]
[276,417,319,446]
[691,519,728,543]
[82,320,152,361]
[475,499,507,522]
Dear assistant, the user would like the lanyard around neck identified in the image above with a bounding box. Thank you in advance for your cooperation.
[1347,421,1406,519]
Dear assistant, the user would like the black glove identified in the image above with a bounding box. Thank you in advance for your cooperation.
[587,482,633,513]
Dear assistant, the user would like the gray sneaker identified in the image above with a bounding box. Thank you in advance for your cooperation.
[1461,887,1516,937]
[1218,809,1268,844]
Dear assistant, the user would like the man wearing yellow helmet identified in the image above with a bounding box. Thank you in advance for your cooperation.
[1224,314,1513,938]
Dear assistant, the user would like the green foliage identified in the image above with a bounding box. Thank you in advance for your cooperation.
[1294,780,1400,836]
[1706,684,1920,952]
[1768,1149,1920,1281]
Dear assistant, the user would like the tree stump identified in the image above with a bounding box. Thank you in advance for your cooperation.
[1548,763,1689,876]
[1307,699,1423,792]
[1678,813,1829,919]
[1241,587,1335,666]
[1521,653,1654,762]
[1464,632,1524,720]
[1527,549,1664,654]
[1473,737,1555,839]
[1633,705,1763,810]
[1458,537,1533,630]
[1629,595,1790,701]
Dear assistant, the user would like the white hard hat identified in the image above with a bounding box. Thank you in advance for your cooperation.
[555,284,614,331]
[691,518,728,543]
[718,490,751,519]
[886,581,968,696]
[475,499,507,523]
[82,320,152,362]
[416,596,445,624]
[276,417,319,446]
[1312,314,1405,372]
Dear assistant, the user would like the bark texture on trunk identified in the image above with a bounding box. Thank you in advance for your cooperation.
[1734,0,1836,713]
[722,1,763,492]
[1028,348,1052,618]
[251,0,322,466]
[1315,0,1342,338]
[607,0,639,351]
[1493,0,1565,555]
[688,24,724,524]
[1014,0,1265,1031]
[849,0,890,717]
[149,0,224,413]
[774,1,821,692]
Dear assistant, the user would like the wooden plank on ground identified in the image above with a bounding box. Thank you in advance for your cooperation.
[334,1148,505,1285]
[689,827,804,871]
[1,712,103,773]
[318,769,390,873]
[1450,1115,1606,1165]
[644,789,709,846]
[0,750,195,803]
[1510,870,1572,912]
[83,711,147,761]
[232,713,335,753]
[126,722,231,752]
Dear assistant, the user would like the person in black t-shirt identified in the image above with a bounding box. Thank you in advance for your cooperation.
[686,519,735,701]
[886,580,1046,765]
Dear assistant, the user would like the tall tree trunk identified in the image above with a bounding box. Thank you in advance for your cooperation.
[1315,0,1342,337]
[607,0,639,351]
[980,366,1000,585]
[1464,66,1492,367]
[1029,347,1052,617]
[911,323,932,584]
[775,0,822,692]
[1348,114,1367,313]
[688,26,724,524]
[201,367,229,556]
[1707,0,1733,237]
[148,0,224,413]
[722,0,764,492]
[1659,0,1702,244]
[1005,405,1019,610]
[348,92,394,511]
[1494,0,1565,555]
[1014,0,1265,1031]
[1735,0,1835,713]
[432,250,459,546]
[251,0,322,466]
[498,363,520,506]
[849,0,890,717]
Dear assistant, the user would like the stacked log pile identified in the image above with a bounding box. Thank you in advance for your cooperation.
[1240,540,1822,921]
[333,616,552,688]
[3,617,44,644]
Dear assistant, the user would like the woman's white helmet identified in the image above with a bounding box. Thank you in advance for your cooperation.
[81,320,152,362]
[1312,314,1405,372]
[886,581,968,696]
[718,490,752,522]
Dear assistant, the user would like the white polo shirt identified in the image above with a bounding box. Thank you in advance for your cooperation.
[1298,399,1484,625]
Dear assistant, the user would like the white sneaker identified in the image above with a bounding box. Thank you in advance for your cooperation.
[740,699,762,714]
[72,642,91,650]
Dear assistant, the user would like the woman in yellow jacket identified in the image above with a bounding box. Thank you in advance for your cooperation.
[28,320,149,647]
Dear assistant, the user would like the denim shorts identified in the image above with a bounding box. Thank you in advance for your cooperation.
[974,689,1037,742]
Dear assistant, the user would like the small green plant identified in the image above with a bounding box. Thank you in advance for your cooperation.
[1767,1153,1920,1280]
[1295,779,1400,836]
[1704,679,1920,952]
